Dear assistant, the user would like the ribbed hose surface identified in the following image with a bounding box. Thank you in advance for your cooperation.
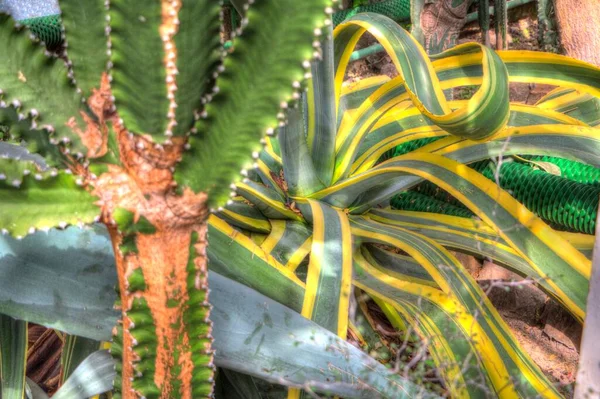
[479,161,600,234]
[20,14,62,48]
[525,156,600,186]
[389,140,600,234]
[333,0,411,26]
[390,191,474,218]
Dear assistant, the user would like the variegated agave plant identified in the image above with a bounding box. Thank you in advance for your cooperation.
[1,2,600,399]
[0,0,364,397]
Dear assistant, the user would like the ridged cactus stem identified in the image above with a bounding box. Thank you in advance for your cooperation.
[82,104,215,398]
[108,222,214,399]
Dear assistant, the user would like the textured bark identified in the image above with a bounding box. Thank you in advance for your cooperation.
[95,128,211,398]
[555,0,600,66]
[73,72,214,398]
[419,0,472,54]
[109,222,211,399]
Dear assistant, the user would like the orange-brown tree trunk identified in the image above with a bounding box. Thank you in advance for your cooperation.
[108,222,213,399]
[80,90,215,397]
[555,0,600,66]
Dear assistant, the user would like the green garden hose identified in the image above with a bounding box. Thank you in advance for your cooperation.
[0,0,62,47]
[524,156,600,186]
[389,137,600,234]
[479,161,600,235]
[390,190,474,218]
[391,137,442,157]
[333,0,411,26]
[393,158,600,235]
[19,14,62,48]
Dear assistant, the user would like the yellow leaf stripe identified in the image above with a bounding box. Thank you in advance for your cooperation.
[375,153,591,319]
[352,218,560,398]
[289,201,353,399]
[208,215,304,289]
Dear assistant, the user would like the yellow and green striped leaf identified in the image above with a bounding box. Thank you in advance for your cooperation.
[299,200,353,337]
[433,50,600,97]
[236,179,303,221]
[352,218,561,398]
[260,220,312,271]
[279,105,325,196]
[352,153,591,320]
[207,215,305,311]
[333,13,510,146]
[306,26,336,186]
[216,196,271,234]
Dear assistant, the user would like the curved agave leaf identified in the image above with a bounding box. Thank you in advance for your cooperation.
[314,123,600,211]
[433,49,600,97]
[236,179,303,221]
[0,225,118,340]
[207,216,548,398]
[353,153,590,320]
[332,76,409,182]
[422,124,600,170]
[363,244,436,287]
[367,209,546,279]
[351,216,561,398]
[279,104,325,197]
[209,272,434,399]
[351,103,589,175]
[536,89,600,127]
[353,252,493,398]
[208,216,305,311]
[296,200,352,337]
[370,209,594,259]
[337,75,390,128]
[216,197,272,233]
[260,219,312,270]
[306,27,336,186]
[333,13,509,146]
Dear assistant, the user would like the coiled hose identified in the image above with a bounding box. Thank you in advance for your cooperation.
[333,0,411,26]
[390,191,474,218]
[18,15,63,48]
[478,161,600,234]
[524,155,600,186]
[390,141,600,234]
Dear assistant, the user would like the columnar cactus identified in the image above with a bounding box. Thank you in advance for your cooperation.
[0,1,336,397]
